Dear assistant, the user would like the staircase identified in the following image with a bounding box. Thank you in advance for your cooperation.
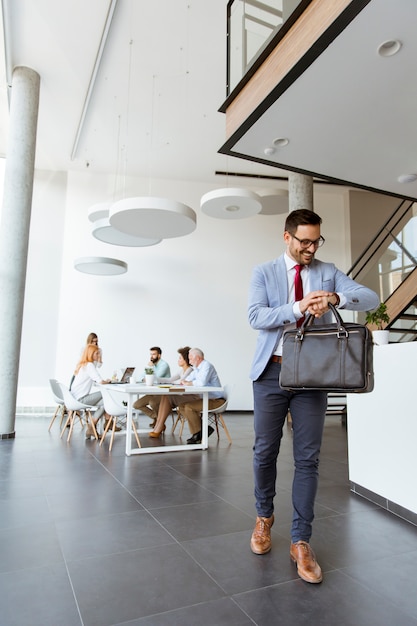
[348,199,417,342]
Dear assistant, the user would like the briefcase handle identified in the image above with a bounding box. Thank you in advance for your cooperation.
[298,303,348,340]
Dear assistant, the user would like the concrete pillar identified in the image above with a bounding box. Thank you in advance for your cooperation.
[0,67,40,438]
[288,172,314,213]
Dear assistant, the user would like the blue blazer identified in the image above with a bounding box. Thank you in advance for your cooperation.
[248,255,379,381]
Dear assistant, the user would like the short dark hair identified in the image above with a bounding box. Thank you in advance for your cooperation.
[150,346,162,354]
[284,209,322,234]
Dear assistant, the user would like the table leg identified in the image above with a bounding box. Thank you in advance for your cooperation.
[126,394,133,456]
[201,392,208,449]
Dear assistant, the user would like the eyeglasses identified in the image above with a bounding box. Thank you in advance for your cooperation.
[291,234,325,248]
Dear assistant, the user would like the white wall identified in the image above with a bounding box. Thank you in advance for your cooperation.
[17,170,350,410]
[347,342,417,514]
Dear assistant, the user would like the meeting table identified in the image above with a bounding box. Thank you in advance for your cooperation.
[107,382,224,455]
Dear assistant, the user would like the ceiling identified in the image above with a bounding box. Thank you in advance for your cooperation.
[0,0,285,191]
[222,0,417,202]
[0,0,416,201]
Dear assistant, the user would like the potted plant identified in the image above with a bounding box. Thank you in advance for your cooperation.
[144,366,155,386]
[365,303,390,345]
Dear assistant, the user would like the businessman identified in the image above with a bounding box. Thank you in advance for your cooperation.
[248,209,379,583]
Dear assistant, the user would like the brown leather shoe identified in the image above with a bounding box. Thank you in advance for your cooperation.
[250,515,274,555]
[290,541,322,583]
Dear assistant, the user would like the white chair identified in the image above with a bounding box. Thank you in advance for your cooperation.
[59,383,98,442]
[99,387,141,451]
[48,378,67,431]
[205,385,232,444]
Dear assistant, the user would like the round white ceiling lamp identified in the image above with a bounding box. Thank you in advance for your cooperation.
[377,40,402,57]
[200,188,262,219]
[74,256,128,275]
[397,174,417,184]
[273,137,289,147]
[259,190,289,215]
[109,197,197,239]
[91,218,161,247]
[87,202,112,222]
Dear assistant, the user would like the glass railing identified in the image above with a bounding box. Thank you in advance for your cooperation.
[350,201,417,300]
[348,200,417,340]
[227,0,303,95]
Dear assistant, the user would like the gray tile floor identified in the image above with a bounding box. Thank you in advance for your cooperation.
[1,412,416,626]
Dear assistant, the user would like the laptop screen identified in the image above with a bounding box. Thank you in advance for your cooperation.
[119,367,135,383]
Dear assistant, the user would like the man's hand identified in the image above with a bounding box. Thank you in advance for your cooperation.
[300,291,339,318]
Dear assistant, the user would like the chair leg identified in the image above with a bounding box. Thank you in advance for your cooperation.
[109,419,117,451]
[48,404,60,431]
[74,410,84,427]
[131,419,141,448]
[218,413,232,444]
[58,405,67,429]
[172,412,181,434]
[66,411,77,442]
[99,415,113,447]
[177,409,186,436]
[60,411,73,439]
[86,410,98,440]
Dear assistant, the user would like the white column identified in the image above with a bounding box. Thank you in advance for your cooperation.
[288,172,314,212]
[0,66,40,438]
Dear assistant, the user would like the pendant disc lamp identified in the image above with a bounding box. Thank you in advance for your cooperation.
[200,187,261,219]
[109,197,197,239]
[74,257,128,275]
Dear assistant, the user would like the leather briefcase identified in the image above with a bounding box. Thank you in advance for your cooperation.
[279,303,374,393]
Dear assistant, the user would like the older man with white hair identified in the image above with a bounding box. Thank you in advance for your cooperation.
[180,348,225,444]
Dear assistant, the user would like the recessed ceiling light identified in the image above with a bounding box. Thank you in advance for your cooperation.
[397,174,417,184]
[273,137,289,147]
[377,40,402,57]
[264,147,276,156]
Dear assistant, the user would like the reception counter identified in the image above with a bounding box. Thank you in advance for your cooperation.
[347,341,417,525]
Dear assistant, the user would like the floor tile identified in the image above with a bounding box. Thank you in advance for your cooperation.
[0,563,81,626]
[67,543,224,625]
[56,509,176,561]
[233,569,417,626]
[151,500,253,542]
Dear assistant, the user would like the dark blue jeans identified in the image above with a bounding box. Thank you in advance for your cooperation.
[253,360,327,543]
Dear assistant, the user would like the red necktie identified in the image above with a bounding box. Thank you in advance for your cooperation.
[294,264,304,327]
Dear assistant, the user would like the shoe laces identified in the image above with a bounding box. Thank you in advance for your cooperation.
[255,517,271,536]
[294,541,316,560]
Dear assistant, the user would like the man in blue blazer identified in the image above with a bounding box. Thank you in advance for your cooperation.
[248,209,379,583]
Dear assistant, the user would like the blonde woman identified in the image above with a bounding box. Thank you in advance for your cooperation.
[86,332,103,367]
[71,344,112,438]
